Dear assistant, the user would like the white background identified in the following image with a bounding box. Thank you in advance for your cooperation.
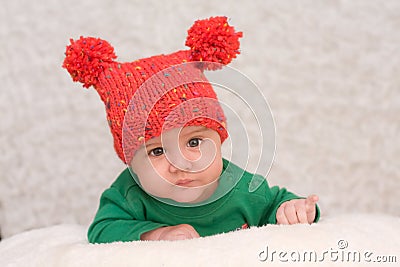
[1,0,399,238]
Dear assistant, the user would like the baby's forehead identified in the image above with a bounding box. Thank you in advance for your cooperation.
[178,126,211,135]
[148,126,211,142]
[152,126,211,141]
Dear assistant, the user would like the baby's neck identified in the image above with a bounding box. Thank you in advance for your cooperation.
[187,180,220,204]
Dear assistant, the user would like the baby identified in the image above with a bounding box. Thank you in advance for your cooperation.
[63,16,319,242]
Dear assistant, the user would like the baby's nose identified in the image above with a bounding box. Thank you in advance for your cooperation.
[167,151,193,172]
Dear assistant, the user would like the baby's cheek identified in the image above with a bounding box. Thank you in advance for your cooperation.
[191,140,220,172]
[135,162,172,197]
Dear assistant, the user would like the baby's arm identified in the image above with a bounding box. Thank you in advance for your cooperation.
[261,181,320,225]
[88,187,168,243]
[276,195,319,224]
[88,186,200,242]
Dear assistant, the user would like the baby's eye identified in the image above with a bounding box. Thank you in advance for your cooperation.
[187,138,202,148]
[149,147,164,157]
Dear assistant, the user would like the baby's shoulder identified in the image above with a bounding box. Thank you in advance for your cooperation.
[236,171,269,195]
[223,160,270,197]
[109,168,142,198]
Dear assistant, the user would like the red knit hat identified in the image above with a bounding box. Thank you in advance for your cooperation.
[63,16,242,163]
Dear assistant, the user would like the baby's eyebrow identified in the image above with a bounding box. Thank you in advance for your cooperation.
[182,128,208,136]
[144,142,161,149]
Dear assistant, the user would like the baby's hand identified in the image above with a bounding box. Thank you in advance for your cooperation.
[276,195,319,225]
[140,224,200,241]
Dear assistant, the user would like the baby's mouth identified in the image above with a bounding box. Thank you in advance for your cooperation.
[175,179,195,187]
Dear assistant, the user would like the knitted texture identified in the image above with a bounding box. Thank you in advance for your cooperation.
[63,16,242,163]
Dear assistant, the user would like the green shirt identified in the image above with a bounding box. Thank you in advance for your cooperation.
[88,159,319,243]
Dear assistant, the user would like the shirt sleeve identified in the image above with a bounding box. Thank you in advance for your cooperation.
[87,187,168,243]
[261,184,320,225]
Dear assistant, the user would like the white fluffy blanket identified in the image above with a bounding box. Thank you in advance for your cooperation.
[0,214,398,267]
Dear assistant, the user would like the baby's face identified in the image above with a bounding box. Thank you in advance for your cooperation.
[130,126,223,203]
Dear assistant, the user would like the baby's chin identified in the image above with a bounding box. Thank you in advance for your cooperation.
[153,183,217,204]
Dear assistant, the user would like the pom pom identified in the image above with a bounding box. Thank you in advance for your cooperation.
[185,16,243,67]
[63,36,117,88]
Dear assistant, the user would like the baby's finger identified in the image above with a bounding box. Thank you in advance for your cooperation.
[295,203,308,224]
[305,195,318,210]
[305,195,318,223]
[306,196,318,211]
[276,205,289,225]
[190,229,200,238]
[284,203,298,224]
[180,224,200,239]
